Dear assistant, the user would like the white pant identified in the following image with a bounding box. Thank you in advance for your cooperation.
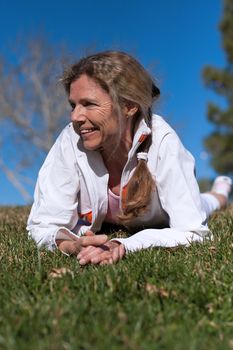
[200,193,220,219]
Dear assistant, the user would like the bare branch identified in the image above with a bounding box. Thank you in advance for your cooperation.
[0,158,31,203]
[0,36,74,202]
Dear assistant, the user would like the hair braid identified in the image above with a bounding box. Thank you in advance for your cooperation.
[118,111,155,224]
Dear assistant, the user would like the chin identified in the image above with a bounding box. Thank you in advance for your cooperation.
[83,143,101,151]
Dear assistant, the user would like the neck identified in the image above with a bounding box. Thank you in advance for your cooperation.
[102,141,130,192]
[101,118,134,169]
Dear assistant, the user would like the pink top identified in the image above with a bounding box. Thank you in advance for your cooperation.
[105,188,120,224]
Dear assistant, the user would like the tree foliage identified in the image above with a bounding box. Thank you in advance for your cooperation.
[202,0,233,175]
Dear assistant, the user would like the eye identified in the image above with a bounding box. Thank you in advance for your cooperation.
[69,102,76,111]
[82,101,96,107]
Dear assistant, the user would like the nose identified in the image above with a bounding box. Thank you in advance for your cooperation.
[71,105,86,123]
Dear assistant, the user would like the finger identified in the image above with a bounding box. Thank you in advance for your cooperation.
[84,231,95,236]
[112,247,120,263]
[77,245,96,258]
[99,258,113,266]
[66,240,101,256]
[78,247,104,264]
[119,244,126,259]
[80,234,108,247]
[90,251,113,264]
[79,247,108,265]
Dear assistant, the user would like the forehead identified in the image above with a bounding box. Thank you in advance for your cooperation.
[69,74,110,100]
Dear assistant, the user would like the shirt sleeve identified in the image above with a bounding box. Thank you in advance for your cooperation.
[112,227,209,252]
[111,132,211,252]
[27,127,81,251]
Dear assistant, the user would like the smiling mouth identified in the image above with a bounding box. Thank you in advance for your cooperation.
[80,127,98,135]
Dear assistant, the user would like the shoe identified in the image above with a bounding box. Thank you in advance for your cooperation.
[211,176,232,198]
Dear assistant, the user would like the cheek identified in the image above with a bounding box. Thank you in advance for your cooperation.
[95,101,114,119]
[94,109,118,129]
[101,116,119,132]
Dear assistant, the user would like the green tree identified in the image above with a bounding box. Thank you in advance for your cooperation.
[202,0,233,175]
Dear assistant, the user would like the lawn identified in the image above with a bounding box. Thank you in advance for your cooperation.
[0,206,233,350]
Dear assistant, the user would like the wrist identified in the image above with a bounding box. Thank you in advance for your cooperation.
[108,240,122,248]
[57,240,80,256]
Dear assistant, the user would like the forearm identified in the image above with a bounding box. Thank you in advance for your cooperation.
[111,227,210,253]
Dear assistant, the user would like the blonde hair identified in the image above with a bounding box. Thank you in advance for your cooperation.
[60,51,160,224]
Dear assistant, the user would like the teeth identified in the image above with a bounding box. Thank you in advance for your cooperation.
[81,128,95,134]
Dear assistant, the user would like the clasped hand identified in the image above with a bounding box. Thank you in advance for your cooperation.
[56,231,125,265]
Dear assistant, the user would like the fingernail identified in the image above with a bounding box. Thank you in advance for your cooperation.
[77,253,82,259]
[79,259,86,265]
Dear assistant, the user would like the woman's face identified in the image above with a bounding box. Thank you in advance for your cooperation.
[69,74,126,153]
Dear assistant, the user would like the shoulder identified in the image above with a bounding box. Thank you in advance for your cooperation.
[150,114,195,162]
[151,114,178,137]
[151,114,181,148]
[52,123,82,154]
[58,123,79,143]
[40,123,81,171]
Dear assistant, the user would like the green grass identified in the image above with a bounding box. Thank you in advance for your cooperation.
[0,206,233,350]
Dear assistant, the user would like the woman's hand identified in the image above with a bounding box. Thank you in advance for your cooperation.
[77,240,125,265]
[56,231,108,256]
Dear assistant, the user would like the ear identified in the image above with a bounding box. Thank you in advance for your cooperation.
[122,101,139,118]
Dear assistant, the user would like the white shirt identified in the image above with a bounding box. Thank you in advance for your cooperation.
[27,115,210,252]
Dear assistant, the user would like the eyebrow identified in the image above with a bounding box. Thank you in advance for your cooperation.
[68,98,98,105]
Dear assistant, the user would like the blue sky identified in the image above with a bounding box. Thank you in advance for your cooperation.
[0,0,225,205]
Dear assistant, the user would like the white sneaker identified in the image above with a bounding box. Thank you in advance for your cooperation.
[211,176,232,198]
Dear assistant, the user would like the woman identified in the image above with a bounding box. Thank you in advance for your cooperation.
[27,51,232,265]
